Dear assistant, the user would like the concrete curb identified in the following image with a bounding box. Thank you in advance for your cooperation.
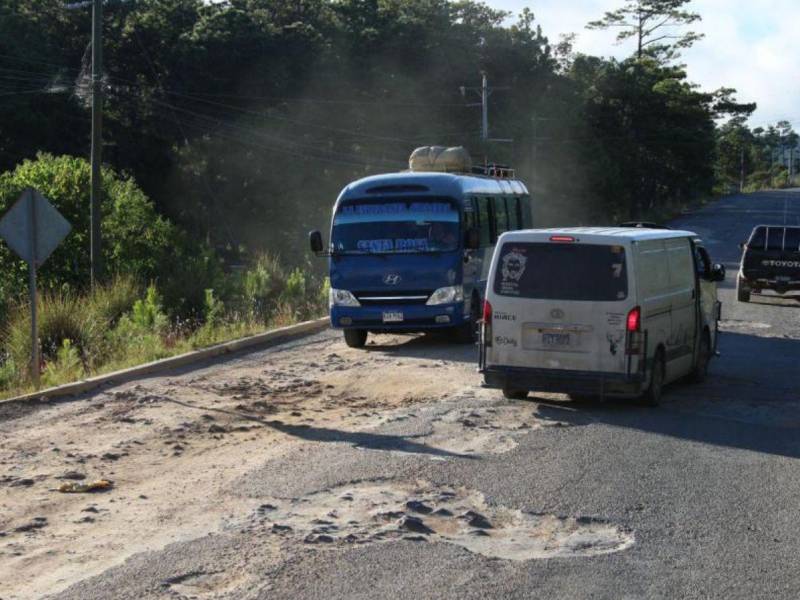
[1,317,330,406]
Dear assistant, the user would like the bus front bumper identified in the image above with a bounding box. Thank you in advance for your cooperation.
[483,365,645,398]
[330,302,467,332]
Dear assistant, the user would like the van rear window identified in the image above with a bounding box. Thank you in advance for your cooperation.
[493,242,628,301]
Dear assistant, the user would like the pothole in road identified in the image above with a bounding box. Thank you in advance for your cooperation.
[247,480,633,560]
[381,403,572,458]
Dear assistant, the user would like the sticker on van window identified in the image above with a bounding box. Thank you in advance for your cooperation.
[499,249,528,295]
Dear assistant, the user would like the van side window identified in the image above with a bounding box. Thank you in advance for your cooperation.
[477,197,492,247]
[767,227,784,251]
[667,239,695,289]
[637,241,669,296]
[749,226,766,249]
[494,197,509,238]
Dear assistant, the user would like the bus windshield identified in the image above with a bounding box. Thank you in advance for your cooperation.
[332,199,460,254]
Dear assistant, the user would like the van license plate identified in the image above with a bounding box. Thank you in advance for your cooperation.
[542,333,570,347]
[383,312,404,323]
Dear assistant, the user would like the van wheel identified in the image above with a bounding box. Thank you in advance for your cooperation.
[737,278,750,303]
[691,332,711,383]
[503,387,528,400]
[642,351,665,407]
[343,329,368,348]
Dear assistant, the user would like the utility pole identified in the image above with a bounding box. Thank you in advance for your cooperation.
[90,0,103,284]
[739,147,745,193]
[460,72,511,164]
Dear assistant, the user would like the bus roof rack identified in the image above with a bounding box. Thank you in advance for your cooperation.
[472,163,515,179]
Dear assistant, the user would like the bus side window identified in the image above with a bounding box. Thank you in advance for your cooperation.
[494,197,509,239]
[477,197,492,247]
[519,196,533,228]
[464,198,478,232]
[508,196,520,230]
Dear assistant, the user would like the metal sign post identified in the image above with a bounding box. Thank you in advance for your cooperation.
[0,189,71,388]
[28,190,40,387]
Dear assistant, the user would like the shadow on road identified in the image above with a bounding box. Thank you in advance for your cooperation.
[526,331,800,459]
[267,421,477,460]
[363,332,478,364]
[158,395,475,461]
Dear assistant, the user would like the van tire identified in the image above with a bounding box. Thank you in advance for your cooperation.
[690,331,711,383]
[344,329,368,348]
[737,278,750,303]
[642,351,665,407]
[502,387,528,400]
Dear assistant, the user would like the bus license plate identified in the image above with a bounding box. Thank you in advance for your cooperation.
[383,311,404,323]
[542,333,570,347]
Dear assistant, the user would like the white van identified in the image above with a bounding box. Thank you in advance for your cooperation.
[480,228,724,405]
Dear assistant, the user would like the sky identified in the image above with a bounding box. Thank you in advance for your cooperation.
[487,0,799,128]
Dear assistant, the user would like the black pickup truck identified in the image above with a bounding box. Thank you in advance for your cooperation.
[737,225,800,302]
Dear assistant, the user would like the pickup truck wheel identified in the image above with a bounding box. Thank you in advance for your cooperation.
[642,351,665,407]
[737,278,751,303]
[343,329,368,348]
[691,332,711,383]
[503,387,528,400]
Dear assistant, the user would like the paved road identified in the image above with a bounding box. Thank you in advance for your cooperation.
[33,191,800,599]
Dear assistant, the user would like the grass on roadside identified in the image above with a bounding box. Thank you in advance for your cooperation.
[0,257,328,400]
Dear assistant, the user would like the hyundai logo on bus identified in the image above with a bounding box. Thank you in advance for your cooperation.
[383,274,402,285]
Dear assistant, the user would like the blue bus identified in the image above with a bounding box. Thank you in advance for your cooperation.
[309,169,532,348]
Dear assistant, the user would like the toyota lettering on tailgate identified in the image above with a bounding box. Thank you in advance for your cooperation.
[762,260,800,268]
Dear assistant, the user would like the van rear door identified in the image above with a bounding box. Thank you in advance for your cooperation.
[489,239,633,374]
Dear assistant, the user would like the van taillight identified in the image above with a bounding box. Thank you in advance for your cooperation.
[549,235,576,243]
[626,306,641,332]
[482,299,493,347]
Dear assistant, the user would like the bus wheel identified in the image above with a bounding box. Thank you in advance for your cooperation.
[344,329,368,348]
[454,295,480,344]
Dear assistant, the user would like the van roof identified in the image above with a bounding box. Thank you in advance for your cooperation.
[500,227,698,243]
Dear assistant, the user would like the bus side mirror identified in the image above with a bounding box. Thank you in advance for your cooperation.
[465,228,480,250]
[738,242,746,250]
[710,263,726,282]
[309,230,324,254]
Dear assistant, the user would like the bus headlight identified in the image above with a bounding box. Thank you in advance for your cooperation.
[330,288,360,307]
[426,286,464,305]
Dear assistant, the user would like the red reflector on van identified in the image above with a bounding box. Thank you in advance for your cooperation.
[482,299,493,322]
[549,235,576,243]
[626,306,641,332]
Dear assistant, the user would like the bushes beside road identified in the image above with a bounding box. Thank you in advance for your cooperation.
[0,154,328,399]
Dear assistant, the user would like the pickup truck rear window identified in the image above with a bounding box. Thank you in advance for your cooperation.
[493,242,628,301]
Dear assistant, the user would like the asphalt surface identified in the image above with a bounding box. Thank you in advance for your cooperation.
[48,190,800,600]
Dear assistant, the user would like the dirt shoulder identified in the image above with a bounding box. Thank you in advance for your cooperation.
[0,331,480,600]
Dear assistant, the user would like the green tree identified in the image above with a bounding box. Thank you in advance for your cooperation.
[586,0,704,62]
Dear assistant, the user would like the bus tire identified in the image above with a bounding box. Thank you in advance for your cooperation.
[454,295,481,344]
[343,329,368,348]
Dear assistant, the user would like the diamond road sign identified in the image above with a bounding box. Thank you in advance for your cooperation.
[0,188,71,266]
